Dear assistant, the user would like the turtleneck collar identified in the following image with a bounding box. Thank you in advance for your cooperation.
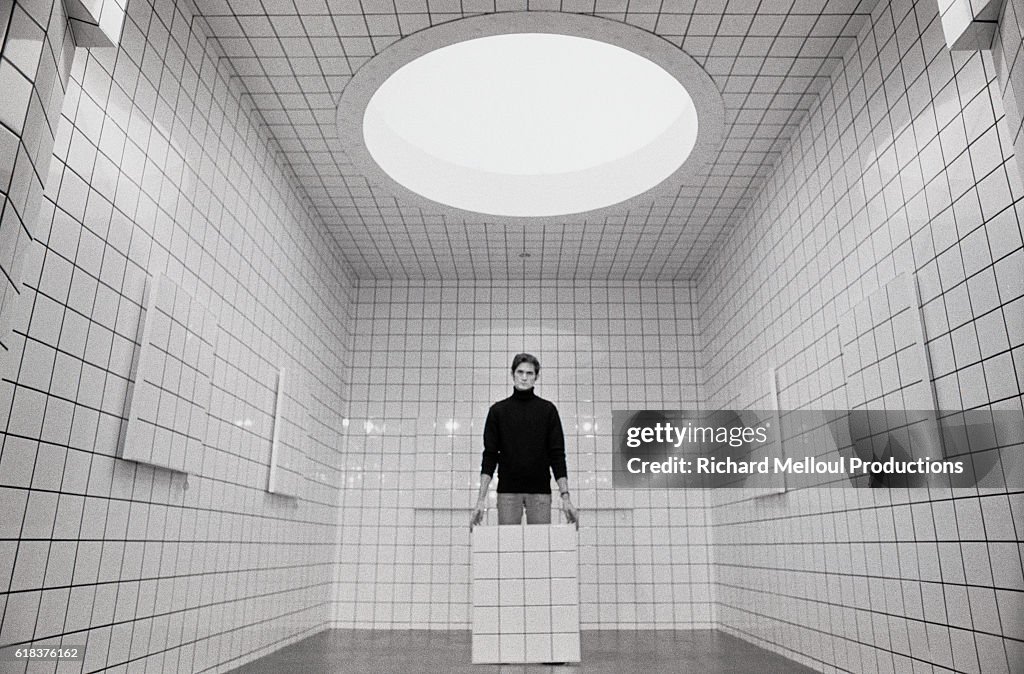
[512,387,536,400]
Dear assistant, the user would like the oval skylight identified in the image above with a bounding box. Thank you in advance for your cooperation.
[361,33,699,218]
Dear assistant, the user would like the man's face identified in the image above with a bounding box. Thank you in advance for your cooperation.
[513,362,537,391]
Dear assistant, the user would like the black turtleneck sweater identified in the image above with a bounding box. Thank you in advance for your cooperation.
[481,387,567,494]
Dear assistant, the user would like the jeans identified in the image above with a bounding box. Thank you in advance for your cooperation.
[497,493,552,524]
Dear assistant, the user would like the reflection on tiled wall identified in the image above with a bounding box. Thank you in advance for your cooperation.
[414,417,474,511]
[0,0,352,671]
[698,0,1024,670]
[335,282,713,630]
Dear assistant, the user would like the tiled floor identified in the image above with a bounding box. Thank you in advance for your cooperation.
[228,629,817,673]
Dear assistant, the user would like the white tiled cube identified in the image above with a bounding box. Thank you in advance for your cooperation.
[471,524,580,664]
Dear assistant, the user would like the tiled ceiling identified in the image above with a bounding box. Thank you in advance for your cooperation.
[193,0,875,281]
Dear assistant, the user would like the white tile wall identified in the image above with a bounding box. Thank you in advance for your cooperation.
[698,0,1024,671]
[0,0,353,672]
[334,281,714,630]
[0,0,76,353]
[64,0,126,49]
[0,0,1021,671]
[994,0,1024,172]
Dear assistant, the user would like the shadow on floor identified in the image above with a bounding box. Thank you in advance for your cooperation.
[228,629,816,673]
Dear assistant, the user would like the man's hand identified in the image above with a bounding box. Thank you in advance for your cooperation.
[560,494,579,528]
[470,499,487,530]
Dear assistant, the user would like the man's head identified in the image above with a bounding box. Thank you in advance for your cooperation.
[511,353,540,391]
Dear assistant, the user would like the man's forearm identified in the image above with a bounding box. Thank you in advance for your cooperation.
[477,474,492,502]
[557,477,578,525]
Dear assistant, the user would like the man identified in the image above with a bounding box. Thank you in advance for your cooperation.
[471,353,579,527]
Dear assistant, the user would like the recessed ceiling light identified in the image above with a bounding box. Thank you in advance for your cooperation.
[362,33,696,217]
[337,13,724,223]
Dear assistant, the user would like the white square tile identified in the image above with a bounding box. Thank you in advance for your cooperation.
[552,604,579,632]
[472,606,498,634]
[524,578,549,606]
[525,605,552,633]
[551,578,579,606]
[499,634,525,662]
[499,605,524,633]
[498,525,523,551]
[525,633,553,662]
[523,524,548,551]
[499,550,523,578]
[551,550,577,576]
[551,633,581,662]
[471,634,499,664]
[473,552,498,579]
[524,551,549,578]
[0,60,32,134]
[498,578,524,605]
[473,579,498,605]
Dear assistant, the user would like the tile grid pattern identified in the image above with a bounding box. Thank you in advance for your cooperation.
[191,0,877,281]
[335,281,714,630]
[994,0,1024,179]
[0,1,1020,672]
[121,273,217,475]
[0,0,76,353]
[697,0,1024,671]
[838,273,935,411]
[0,0,354,672]
[64,0,127,48]
[471,524,581,664]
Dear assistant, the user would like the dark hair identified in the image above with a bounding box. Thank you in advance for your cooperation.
[511,353,540,374]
